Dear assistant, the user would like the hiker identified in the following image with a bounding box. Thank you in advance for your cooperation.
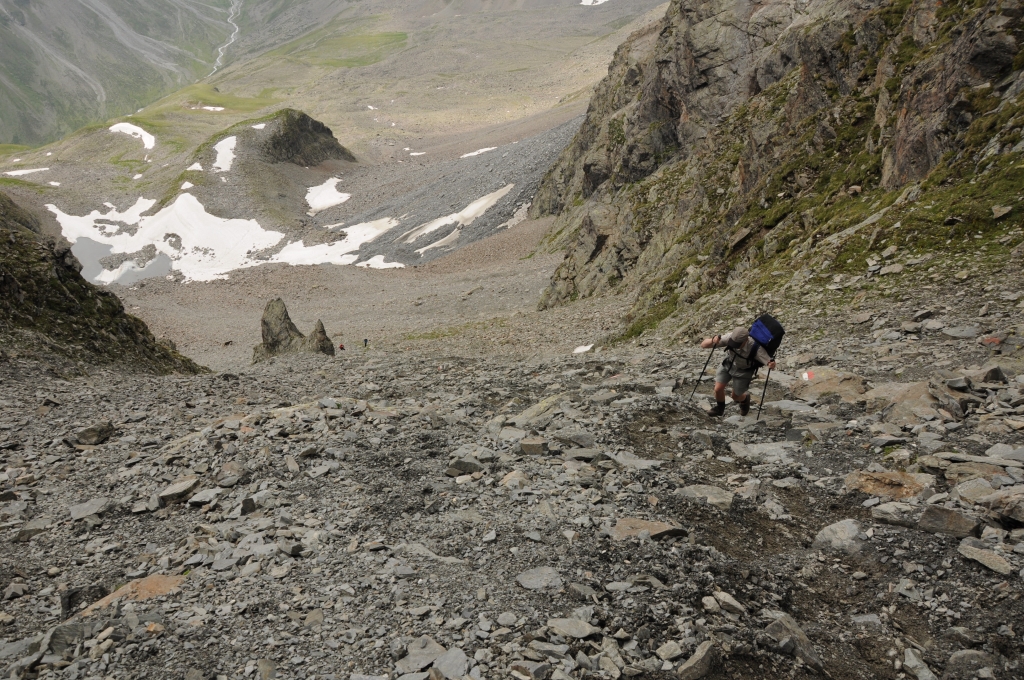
[700,327,776,416]
[338,343,345,351]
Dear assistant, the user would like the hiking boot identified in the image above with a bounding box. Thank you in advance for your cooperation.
[739,395,751,416]
[709,401,726,417]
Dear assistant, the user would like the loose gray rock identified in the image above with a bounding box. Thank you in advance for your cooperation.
[69,497,110,520]
[516,567,562,590]
[812,519,863,553]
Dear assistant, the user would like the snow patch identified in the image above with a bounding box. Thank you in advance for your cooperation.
[305,178,351,215]
[181,182,194,190]
[49,182,60,187]
[188,163,203,171]
[47,194,284,283]
[213,137,237,172]
[460,147,496,158]
[202,106,225,112]
[580,0,611,5]
[573,344,594,354]
[4,168,48,176]
[252,123,266,130]
[273,218,399,266]
[109,123,155,149]
[410,152,425,156]
[356,255,405,269]
[402,184,514,244]
[133,174,143,180]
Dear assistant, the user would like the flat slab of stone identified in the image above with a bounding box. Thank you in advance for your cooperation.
[942,326,980,339]
[918,506,980,538]
[516,567,562,590]
[69,497,110,520]
[546,618,599,639]
[844,471,934,499]
[679,484,734,511]
[958,541,1012,574]
[791,367,867,403]
[432,647,468,679]
[82,574,184,616]
[187,488,223,506]
[159,476,199,503]
[606,518,685,541]
[396,636,446,674]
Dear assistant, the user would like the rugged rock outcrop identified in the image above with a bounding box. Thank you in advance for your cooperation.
[262,108,356,166]
[252,298,335,363]
[0,192,204,374]
[534,0,1024,338]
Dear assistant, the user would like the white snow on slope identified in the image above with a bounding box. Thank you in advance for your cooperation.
[110,123,155,150]
[415,227,462,255]
[203,106,225,112]
[581,0,611,5]
[401,184,514,244]
[356,255,405,269]
[252,123,266,130]
[460,147,496,158]
[4,168,48,176]
[181,182,194,190]
[272,218,399,266]
[47,194,284,282]
[188,162,203,171]
[213,137,237,172]
[305,178,351,215]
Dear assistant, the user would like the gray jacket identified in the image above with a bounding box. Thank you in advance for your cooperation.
[714,332,771,374]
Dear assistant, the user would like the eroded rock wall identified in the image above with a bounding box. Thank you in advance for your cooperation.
[534,0,1024,335]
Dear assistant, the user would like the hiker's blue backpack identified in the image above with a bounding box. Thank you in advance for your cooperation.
[748,314,785,367]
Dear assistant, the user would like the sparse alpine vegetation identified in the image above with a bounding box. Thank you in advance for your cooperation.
[534,0,1024,343]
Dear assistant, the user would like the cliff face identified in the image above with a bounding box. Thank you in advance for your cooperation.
[0,192,204,374]
[534,0,1024,336]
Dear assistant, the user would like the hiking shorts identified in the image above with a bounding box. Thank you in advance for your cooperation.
[715,364,754,396]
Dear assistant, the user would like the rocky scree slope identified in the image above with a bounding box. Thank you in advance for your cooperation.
[0,192,204,376]
[0,330,1023,679]
[533,0,1024,341]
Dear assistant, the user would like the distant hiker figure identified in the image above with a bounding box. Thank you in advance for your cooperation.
[338,343,345,351]
[363,338,368,348]
[700,326,776,417]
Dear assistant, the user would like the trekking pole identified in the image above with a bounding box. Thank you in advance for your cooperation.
[756,366,772,420]
[689,344,717,401]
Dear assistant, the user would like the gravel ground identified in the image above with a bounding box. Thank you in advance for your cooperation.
[1,313,1023,680]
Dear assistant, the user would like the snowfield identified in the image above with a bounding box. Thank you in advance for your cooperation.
[271,218,399,267]
[402,184,514,245]
[213,137,237,172]
[460,147,496,158]
[110,123,155,150]
[4,168,49,176]
[305,178,351,215]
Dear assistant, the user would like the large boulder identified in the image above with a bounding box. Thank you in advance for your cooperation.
[791,368,868,404]
[252,299,335,363]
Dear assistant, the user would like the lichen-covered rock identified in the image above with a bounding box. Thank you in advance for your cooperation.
[252,298,335,363]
